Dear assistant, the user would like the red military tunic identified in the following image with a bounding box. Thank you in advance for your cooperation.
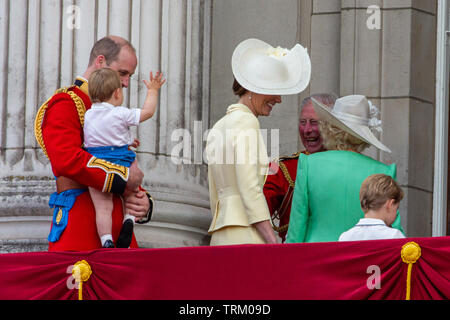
[263,151,308,242]
[36,77,139,251]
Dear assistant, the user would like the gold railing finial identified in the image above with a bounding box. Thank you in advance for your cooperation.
[401,242,421,300]
[72,260,92,300]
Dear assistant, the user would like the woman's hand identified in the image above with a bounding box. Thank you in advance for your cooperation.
[253,220,278,244]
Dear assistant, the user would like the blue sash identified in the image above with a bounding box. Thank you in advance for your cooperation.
[85,145,136,167]
[48,189,86,243]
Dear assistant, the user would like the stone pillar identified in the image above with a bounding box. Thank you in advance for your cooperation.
[0,0,212,252]
[377,1,436,237]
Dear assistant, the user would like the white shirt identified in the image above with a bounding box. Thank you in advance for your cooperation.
[338,218,405,242]
[84,102,141,148]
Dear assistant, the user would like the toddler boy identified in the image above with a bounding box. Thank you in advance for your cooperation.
[339,174,405,241]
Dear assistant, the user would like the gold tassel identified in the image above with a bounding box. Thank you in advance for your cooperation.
[72,260,92,300]
[401,242,421,300]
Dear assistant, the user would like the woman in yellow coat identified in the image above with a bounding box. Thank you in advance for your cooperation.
[205,39,311,245]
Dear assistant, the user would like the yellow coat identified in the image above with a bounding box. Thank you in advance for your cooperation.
[206,104,270,245]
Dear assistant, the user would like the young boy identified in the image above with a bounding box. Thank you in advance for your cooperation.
[84,68,165,248]
[339,174,405,241]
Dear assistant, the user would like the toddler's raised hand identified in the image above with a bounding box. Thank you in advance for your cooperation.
[143,71,166,91]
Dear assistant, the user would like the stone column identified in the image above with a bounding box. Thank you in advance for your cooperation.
[339,0,436,237]
[0,0,212,252]
[378,1,436,237]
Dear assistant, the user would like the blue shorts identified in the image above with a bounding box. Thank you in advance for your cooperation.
[85,145,136,167]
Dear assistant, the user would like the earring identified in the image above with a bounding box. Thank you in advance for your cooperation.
[249,94,252,101]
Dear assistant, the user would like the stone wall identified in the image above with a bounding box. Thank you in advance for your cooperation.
[0,0,213,252]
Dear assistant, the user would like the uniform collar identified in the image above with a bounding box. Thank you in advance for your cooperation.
[226,103,254,115]
[74,76,89,97]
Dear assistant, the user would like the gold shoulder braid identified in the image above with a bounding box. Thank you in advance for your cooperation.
[34,87,86,158]
[279,161,295,188]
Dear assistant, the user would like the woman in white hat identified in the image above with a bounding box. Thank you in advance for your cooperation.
[285,95,405,243]
[205,38,311,245]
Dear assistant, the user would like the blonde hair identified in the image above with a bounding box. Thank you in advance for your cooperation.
[88,68,121,103]
[318,121,370,152]
[360,174,404,213]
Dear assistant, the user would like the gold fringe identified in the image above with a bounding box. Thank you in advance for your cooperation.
[34,87,86,158]
[279,161,295,188]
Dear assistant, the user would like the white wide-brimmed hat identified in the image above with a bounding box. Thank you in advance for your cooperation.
[311,95,391,153]
[231,38,311,95]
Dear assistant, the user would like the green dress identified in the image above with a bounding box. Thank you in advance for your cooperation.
[285,151,404,243]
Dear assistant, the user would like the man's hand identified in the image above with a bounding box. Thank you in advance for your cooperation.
[123,189,150,222]
[126,160,143,193]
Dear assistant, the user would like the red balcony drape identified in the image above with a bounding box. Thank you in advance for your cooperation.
[1,236,449,300]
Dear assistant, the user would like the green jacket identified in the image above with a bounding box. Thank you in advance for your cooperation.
[286,151,404,243]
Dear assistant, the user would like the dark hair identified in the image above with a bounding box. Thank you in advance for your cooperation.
[88,36,136,66]
[232,78,248,97]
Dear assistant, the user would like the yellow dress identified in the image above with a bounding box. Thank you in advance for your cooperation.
[206,104,270,245]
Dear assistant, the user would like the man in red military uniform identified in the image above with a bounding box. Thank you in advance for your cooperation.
[35,36,152,251]
[263,94,336,242]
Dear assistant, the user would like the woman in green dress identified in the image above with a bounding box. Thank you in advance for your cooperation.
[286,95,404,243]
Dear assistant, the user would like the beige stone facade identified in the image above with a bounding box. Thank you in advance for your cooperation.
[0,0,445,252]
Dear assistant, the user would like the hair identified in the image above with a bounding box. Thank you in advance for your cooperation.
[88,36,136,67]
[88,68,122,103]
[318,121,370,152]
[300,93,338,112]
[360,174,404,213]
[232,78,248,97]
